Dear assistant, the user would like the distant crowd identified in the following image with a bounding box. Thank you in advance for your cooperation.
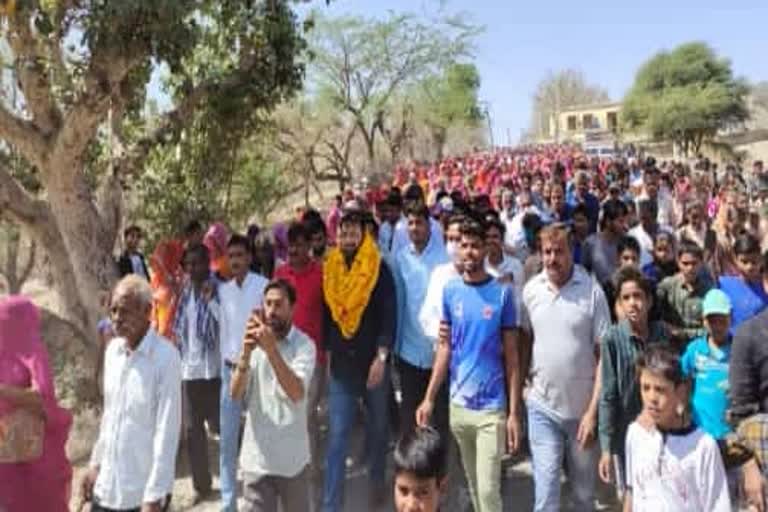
[3,144,768,512]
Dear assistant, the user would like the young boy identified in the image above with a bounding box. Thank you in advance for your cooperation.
[680,289,764,507]
[393,426,447,512]
[599,266,668,490]
[624,345,731,511]
[603,236,641,321]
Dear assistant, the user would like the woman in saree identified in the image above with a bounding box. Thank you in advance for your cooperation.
[149,239,185,340]
[0,296,72,512]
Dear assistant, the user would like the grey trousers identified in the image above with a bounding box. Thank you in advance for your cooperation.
[243,467,310,512]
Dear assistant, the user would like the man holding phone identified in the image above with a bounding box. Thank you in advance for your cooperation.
[230,279,316,512]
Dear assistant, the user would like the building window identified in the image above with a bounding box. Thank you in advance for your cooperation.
[567,115,577,131]
[607,111,618,131]
[583,114,594,129]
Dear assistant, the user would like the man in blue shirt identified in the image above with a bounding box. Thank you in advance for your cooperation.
[394,202,450,438]
[566,170,600,234]
[416,218,521,512]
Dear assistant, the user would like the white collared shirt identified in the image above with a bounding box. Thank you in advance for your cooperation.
[90,329,181,509]
[219,272,268,364]
[240,326,316,477]
[418,261,461,340]
[521,265,610,419]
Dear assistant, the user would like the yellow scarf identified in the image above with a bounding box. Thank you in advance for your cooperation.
[323,234,381,339]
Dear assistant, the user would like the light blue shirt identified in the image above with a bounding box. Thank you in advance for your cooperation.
[681,336,732,439]
[394,230,449,368]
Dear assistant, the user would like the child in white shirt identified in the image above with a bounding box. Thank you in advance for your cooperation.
[623,345,731,512]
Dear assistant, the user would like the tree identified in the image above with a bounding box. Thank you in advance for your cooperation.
[0,2,306,353]
[307,10,479,172]
[413,63,483,160]
[528,69,610,140]
[622,42,750,156]
[753,81,768,112]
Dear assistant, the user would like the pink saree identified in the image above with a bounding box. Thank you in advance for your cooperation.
[0,296,72,512]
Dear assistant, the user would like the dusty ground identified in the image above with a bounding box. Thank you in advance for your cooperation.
[69,423,621,512]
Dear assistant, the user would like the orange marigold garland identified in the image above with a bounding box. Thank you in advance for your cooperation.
[322,233,381,339]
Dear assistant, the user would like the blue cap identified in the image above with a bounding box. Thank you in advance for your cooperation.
[702,289,732,317]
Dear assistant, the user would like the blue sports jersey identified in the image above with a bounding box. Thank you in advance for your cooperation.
[442,276,517,411]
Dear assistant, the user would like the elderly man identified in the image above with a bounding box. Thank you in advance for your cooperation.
[230,279,316,512]
[521,223,610,512]
[82,275,181,512]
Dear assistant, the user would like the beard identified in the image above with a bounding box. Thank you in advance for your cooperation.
[267,317,290,338]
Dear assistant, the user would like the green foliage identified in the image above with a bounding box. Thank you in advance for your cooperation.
[622,42,749,154]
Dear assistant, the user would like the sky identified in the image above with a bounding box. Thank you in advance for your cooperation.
[148,0,767,145]
[296,0,768,144]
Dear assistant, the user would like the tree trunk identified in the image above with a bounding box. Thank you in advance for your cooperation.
[43,162,119,353]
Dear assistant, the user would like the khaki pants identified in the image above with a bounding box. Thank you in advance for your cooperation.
[449,404,506,512]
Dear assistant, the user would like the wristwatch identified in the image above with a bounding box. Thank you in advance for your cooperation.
[377,350,388,363]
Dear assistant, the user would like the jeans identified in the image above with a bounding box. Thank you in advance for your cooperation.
[321,369,390,512]
[527,399,598,512]
[449,404,506,512]
[220,364,243,512]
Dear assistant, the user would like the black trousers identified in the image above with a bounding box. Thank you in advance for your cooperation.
[91,495,171,512]
[182,378,221,494]
[395,356,449,441]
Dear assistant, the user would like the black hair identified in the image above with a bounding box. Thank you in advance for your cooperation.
[636,344,687,387]
[733,233,761,256]
[600,199,628,230]
[184,220,203,236]
[227,233,250,252]
[404,184,426,203]
[286,222,310,244]
[124,225,142,238]
[385,190,404,208]
[485,216,506,237]
[613,265,652,300]
[617,235,641,257]
[571,203,590,220]
[677,240,704,260]
[446,213,467,230]
[637,198,658,218]
[183,243,210,264]
[403,201,431,221]
[393,426,446,481]
[459,219,486,241]
[264,278,297,305]
[302,208,324,225]
[340,210,366,230]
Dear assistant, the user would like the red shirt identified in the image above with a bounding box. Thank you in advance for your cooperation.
[274,260,326,365]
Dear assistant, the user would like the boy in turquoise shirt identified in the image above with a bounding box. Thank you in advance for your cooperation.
[681,288,733,439]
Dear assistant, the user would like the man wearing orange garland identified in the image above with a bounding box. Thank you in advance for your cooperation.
[321,210,396,512]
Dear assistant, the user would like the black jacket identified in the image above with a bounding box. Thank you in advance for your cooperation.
[117,251,150,279]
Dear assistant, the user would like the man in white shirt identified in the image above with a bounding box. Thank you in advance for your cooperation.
[82,275,181,512]
[521,224,610,512]
[218,234,269,512]
[172,244,221,503]
[230,279,316,512]
[419,214,464,340]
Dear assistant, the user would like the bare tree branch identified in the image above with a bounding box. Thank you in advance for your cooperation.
[0,163,48,224]
[7,7,63,134]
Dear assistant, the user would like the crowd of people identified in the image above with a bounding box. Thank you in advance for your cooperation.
[2,144,768,512]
